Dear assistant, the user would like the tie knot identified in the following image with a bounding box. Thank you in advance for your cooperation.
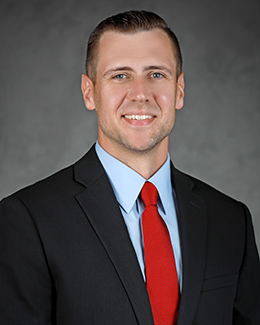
[140,182,158,207]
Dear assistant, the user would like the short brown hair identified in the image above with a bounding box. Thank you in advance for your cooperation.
[85,10,183,83]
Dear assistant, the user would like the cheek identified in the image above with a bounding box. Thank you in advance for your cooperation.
[155,91,176,113]
[99,85,126,112]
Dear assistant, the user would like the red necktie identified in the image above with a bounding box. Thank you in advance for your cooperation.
[140,181,179,325]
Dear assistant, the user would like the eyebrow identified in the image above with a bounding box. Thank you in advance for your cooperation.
[103,65,173,77]
[144,65,174,76]
[103,67,134,78]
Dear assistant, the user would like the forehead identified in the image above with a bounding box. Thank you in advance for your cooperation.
[96,29,176,72]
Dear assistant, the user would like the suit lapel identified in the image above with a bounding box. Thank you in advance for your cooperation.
[74,146,154,325]
[73,146,207,324]
[172,166,207,325]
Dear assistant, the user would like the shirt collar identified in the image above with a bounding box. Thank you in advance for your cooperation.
[149,157,173,216]
[95,142,172,215]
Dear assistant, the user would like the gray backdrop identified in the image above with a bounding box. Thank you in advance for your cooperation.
[1,0,260,251]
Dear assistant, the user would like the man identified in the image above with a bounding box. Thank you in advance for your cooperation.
[0,10,259,325]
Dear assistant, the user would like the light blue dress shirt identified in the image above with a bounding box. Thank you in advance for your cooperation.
[95,142,182,289]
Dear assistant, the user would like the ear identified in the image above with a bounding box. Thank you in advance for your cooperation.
[175,72,185,110]
[81,74,95,110]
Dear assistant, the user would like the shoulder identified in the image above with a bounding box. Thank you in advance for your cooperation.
[172,165,249,218]
[0,165,82,220]
[2,145,102,201]
[1,145,102,209]
[8,163,75,199]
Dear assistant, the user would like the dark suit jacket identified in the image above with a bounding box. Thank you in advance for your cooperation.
[1,145,260,324]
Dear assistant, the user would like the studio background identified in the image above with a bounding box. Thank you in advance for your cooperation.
[1,0,260,251]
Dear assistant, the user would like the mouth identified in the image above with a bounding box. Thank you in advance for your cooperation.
[123,115,154,120]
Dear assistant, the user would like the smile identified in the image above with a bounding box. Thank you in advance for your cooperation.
[124,115,154,120]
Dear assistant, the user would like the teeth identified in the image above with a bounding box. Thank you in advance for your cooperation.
[124,115,153,120]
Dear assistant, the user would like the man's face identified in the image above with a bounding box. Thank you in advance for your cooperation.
[82,29,184,158]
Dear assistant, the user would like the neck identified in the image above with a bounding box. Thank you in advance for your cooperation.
[98,138,169,179]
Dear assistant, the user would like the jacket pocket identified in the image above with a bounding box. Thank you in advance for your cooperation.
[201,273,239,292]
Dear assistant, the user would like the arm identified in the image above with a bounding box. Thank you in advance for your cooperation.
[233,203,260,324]
[0,196,55,324]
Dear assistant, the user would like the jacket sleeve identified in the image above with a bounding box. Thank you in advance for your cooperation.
[233,203,260,324]
[0,196,54,324]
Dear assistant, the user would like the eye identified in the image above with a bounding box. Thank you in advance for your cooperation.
[113,74,127,80]
[150,72,163,79]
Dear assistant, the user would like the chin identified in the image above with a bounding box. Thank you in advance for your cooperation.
[122,138,164,154]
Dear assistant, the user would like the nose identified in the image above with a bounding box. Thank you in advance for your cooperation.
[127,77,151,103]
